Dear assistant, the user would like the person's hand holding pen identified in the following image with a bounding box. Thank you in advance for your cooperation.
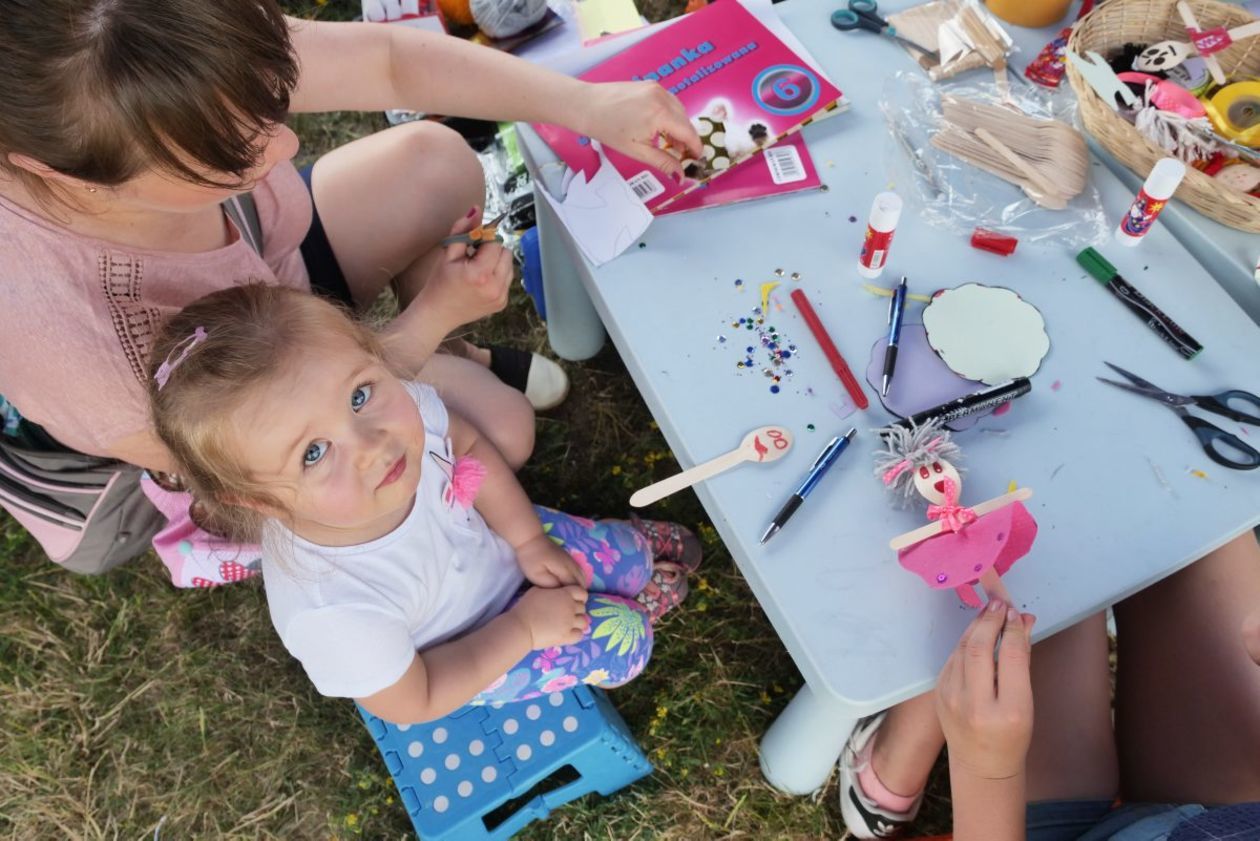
[936,600,1036,841]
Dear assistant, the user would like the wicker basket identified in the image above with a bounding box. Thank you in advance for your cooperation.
[1065,0,1260,232]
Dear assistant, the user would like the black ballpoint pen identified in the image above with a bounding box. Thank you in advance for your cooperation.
[760,428,857,545]
[881,277,908,397]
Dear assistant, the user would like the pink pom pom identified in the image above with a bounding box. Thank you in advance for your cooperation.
[450,456,487,508]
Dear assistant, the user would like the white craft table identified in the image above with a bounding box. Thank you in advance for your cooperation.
[517,0,1260,794]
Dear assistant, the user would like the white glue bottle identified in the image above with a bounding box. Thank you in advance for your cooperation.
[1116,158,1185,246]
[857,192,903,279]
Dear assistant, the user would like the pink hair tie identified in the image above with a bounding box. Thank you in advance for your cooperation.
[154,326,208,391]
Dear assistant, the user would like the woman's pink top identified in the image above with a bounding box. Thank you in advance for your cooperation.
[0,162,313,456]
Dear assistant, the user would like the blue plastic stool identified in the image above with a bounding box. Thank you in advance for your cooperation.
[358,686,652,840]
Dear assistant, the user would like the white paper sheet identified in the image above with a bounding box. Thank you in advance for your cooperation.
[537,144,654,266]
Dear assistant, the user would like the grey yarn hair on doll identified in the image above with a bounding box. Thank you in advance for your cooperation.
[873,421,964,507]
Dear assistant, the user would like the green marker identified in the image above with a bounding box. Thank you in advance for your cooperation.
[1076,247,1202,360]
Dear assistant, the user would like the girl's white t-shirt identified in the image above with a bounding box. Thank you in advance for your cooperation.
[261,382,524,699]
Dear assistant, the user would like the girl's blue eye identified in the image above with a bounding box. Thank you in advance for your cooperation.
[303,440,329,467]
[351,384,373,411]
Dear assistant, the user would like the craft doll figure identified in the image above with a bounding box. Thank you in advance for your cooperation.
[874,423,1037,607]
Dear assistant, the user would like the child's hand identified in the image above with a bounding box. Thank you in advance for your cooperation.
[516,536,587,589]
[413,208,513,334]
[510,585,589,649]
[935,601,1036,782]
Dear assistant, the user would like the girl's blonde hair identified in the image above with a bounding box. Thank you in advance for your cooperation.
[147,284,388,541]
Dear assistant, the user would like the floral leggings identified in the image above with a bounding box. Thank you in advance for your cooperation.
[470,507,655,705]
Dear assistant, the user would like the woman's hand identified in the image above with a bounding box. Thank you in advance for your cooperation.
[936,600,1036,781]
[516,534,587,589]
[510,585,589,649]
[412,208,513,336]
[574,81,703,181]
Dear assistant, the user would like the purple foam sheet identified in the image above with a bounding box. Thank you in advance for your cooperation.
[865,324,989,431]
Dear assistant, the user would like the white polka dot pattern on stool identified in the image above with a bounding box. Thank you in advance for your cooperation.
[482,766,497,783]
[549,692,564,707]
[563,715,578,732]
[539,730,555,747]
[407,741,424,758]
[502,718,519,735]
[432,727,448,744]
[516,744,532,761]
[468,739,484,757]
[420,768,437,784]
[445,753,460,770]
[457,781,473,798]
[525,704,541,720]
[433,795,449,813]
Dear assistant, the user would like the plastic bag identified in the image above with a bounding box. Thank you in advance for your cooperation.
[880,71,1109,249]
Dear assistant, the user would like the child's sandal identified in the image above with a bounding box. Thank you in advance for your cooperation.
[628,514,703,573]
[633,560,690,624]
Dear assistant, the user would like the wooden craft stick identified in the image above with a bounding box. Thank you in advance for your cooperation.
[1177,0,1227,85]
[973,128,1064,204]
[889,487,1034,551]
[979,568,1012,605]
[629,425,793,508]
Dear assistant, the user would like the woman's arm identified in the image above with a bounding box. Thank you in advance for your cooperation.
[447,408,584,587]
[286,18,701,175]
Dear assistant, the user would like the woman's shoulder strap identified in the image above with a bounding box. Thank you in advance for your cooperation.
[222,193,263,256]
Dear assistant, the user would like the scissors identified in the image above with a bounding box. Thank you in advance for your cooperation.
[1097,362,1260,470]
[830,0,938,60]
[440,211,508,255]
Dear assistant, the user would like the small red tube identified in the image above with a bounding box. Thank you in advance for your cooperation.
[970,227,1018,256]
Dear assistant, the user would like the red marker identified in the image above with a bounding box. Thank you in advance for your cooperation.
[790,289,869,410]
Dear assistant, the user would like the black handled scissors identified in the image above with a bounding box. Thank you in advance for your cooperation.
[1097,362,1260,470]
[830,0,938,60]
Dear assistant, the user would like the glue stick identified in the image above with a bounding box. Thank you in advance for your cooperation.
[1116,158,1185,247]
[857,192,902,279]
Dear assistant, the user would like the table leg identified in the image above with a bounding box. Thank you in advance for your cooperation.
[759,682,858,795]
[535,185,607,361]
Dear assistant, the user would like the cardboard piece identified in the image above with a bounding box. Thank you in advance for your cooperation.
[1067,50,1138,111]
[923,283,1050,386]
[865,324,988,431]
[537,144,653,267]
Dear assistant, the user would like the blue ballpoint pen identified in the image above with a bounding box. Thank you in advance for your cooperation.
[881,276,908,397]
[760,428,857,545]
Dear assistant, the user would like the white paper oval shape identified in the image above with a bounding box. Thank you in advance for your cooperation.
[922,283,1050,385]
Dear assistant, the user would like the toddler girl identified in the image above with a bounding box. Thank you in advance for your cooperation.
[146,285,699,722]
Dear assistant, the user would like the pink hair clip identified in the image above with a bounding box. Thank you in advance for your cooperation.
[154,326,208,391]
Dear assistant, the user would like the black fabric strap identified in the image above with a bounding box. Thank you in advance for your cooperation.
[488,345,532,394]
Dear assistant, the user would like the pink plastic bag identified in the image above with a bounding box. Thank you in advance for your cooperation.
[140,475,261,588]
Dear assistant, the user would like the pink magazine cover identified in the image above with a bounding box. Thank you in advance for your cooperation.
[533,0,842,213]
[660,131,819,214]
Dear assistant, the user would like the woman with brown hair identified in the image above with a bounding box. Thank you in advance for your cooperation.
[0,0,700,576]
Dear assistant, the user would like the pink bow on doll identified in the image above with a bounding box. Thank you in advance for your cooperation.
[926,477,976,533]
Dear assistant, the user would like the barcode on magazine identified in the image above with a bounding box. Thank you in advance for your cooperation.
[627,171,665,202]
[764,145,805,185]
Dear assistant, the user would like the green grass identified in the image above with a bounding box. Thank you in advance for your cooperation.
[0,1,958,837]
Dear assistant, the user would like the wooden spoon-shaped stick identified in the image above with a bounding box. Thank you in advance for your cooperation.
[889,487,1034,551]
[629,426,794,508]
